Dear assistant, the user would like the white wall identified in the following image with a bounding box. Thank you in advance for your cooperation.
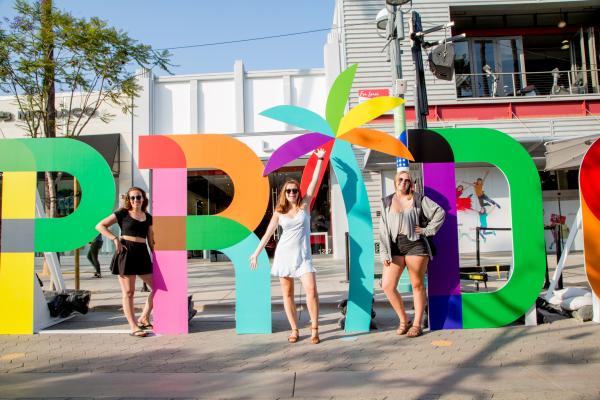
[154,81,191,134]
[198,80,236,133]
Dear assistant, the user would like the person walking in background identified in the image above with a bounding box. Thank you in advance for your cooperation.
[379,171,445,338]
[250,148,327,344]
[87,233,104,278]
[96,187,155,338]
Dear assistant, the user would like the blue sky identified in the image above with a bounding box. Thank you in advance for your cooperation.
[0,0,336,75]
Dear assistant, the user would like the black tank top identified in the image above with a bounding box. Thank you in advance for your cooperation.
[114,208,153,238]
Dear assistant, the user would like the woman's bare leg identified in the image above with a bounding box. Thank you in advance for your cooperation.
[300,272,319,331]
[382,256,409,324]
[118,275,138,332]
[280,277,298,330]
[138,273,154,325]
[405,255,429,328]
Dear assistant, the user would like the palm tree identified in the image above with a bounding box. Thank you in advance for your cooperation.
[260,64,414,332]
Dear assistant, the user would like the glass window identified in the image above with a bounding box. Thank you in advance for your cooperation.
[473,39,496,97]
[454,41,472,98]
[454,37,525,98]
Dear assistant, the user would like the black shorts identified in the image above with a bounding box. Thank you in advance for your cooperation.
[110,239,153,276]
[391,234,429,257]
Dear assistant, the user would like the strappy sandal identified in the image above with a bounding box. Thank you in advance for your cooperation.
[129,329,147,338]
[310,327,320,344]
[396,320,412,335]
[137,318,153,330]
[288,329,299,343]
[406,325,423,338]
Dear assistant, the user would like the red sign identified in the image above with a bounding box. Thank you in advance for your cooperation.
[358,88,390,99]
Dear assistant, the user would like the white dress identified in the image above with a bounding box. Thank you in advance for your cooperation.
[271,208,316,278]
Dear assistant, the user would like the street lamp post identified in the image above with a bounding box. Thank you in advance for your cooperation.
[378,0,412,172]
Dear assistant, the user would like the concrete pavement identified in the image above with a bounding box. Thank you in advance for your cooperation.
[0,251,596,399]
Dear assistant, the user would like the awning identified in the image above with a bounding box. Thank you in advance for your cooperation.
[544,134,600,171]
[75,133,120,176]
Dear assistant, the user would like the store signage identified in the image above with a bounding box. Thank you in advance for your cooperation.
[0,107,97,122]
[358,88,390,103]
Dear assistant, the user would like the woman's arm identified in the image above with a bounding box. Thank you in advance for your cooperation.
[379,200,392,266]
[303,148,326,208]
[96,214,123,253]
[147,225,156,252]
[417,196,446,236]
[249,212,280,269]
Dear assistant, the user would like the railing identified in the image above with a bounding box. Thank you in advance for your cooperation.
[455,68,600,99]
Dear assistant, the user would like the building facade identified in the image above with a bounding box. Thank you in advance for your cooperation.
[325,0,600,254]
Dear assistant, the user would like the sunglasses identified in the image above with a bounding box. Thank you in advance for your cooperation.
[285,188,299,194]
[129,195,143,201]
[397,178,412,183]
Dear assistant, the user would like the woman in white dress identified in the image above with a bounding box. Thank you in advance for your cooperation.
[250,148,326,344]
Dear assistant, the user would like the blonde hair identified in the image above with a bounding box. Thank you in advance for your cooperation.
[275,179,302,214]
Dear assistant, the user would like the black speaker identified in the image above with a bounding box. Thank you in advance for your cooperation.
[428,43,455,81]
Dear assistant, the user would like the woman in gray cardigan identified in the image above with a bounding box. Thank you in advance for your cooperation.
[379,171,445,337]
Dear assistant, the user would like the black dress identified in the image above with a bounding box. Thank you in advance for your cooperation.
[110,208,153,276]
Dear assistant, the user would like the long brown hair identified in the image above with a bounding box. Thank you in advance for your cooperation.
[394,171,414,200]
[275,179,302,214]
[122,186,149,212]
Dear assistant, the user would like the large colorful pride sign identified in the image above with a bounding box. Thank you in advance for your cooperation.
[0,139,115,334]
[407,128,547,329]
[138,135,272,334]
[0,64,595,336]
[580,139,600,299]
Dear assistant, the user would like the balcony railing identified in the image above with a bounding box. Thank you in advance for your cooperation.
[455,68,600,99]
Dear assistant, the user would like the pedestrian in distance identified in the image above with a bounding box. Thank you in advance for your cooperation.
[96,187,155,338]
[250,148,327,344]
[87,233,104,278]
[379,171,445,338]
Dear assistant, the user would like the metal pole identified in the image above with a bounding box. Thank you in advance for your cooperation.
[388,6,409,172]
[74,177,80,290]
[410,11,428,130]
[555,224,564,290]
[475,227,480,267]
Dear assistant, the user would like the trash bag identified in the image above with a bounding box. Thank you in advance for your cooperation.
[66,290,91,315]
[47,293,69,318]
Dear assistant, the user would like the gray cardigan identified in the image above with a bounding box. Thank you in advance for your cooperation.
[379,192,445,261]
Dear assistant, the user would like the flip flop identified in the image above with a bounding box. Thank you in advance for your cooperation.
[129,329,148,338]
[137,322,154,330]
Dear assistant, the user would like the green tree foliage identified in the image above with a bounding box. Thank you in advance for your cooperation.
[0,0,171,218]
[0,0,172,138]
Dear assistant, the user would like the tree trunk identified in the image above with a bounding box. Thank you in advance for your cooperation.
[41,0,58,221]
[41,0,56,140]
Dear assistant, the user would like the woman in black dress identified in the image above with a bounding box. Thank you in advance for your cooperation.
[96,187,155,337]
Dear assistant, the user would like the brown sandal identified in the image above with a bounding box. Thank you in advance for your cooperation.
[288,329,299,343]
[406,325,423,338]
[310,327,320,344]
[396,320,412,335]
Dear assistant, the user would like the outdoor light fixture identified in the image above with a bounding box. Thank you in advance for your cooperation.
[386,0,411,6]
[557,11,567,28]
[376,8,390,30]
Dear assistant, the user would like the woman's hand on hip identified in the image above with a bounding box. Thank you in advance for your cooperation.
[114,238,125,254]
[414,226,423,235]
[383,259,391,267]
